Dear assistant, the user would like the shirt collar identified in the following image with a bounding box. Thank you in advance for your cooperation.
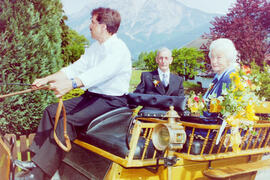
[216,65,235,80]
[101,34,117,48]
[158,68,170,76]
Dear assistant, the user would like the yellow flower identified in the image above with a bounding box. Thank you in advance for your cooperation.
[210,98,222,112]
[190,105,199,113]
[246,103,259,121]
[229,72,237,79]
[230,72,244,91]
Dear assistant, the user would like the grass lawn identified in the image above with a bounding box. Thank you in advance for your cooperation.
[129,69,145,92]
[64,69,203,100]
[129,69,203,94]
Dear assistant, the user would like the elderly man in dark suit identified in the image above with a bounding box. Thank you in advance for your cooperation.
[134,47,184,111]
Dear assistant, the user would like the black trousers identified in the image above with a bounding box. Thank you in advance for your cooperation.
[29,92,127,177]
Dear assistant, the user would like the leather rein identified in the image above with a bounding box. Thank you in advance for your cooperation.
[0,85,71,152]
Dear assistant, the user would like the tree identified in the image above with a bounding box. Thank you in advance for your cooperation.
[143,48,205,78]
[133,52,147,69]
[143,50,158,71]
[0,0,63,135]
[202,0,270,67]
[61,16,89,66]
[171,48,205,79]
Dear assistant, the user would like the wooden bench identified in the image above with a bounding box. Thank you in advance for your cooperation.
[203,158,270,179]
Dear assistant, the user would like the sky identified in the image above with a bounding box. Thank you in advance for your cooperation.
[61,0,237,15]
[178,0,237,14]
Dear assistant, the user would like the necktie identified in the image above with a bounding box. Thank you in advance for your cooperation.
[162,73,168,87]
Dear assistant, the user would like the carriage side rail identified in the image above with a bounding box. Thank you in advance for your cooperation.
[175,121,270,161]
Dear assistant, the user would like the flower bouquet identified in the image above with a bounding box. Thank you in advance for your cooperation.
[187,91,206,116]
[208,65,263,152]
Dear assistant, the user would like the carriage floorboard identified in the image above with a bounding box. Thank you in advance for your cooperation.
[203,158,270,179]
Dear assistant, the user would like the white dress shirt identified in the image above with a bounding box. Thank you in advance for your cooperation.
[158,68,170,86]
[61,34,132,96]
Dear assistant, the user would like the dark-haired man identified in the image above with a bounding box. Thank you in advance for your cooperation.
[15,7,131,180]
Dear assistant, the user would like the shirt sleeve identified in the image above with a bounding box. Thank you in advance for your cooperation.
[60,48,92,80]
[78,48,130,88]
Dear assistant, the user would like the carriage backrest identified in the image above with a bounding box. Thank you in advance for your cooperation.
[127,93,186,118]
[86,107,133,132]
[127,93,186,111]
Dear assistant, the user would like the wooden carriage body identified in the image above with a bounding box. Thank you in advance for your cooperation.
[0,94,270,180]
[59,96,270,180]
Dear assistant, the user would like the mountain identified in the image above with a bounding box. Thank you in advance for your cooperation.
[65,0,219,59]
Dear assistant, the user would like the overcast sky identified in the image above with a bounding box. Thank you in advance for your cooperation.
[61,0,237,15]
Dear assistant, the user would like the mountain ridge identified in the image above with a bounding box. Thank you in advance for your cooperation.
[65,0,219,59]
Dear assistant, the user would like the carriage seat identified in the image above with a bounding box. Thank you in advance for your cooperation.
[77,93,186,158]
[77,107,156,159]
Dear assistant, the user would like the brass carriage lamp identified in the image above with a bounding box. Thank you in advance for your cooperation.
[152,106,186,151]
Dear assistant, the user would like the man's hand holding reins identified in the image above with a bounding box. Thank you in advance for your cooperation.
[32,71,83,98]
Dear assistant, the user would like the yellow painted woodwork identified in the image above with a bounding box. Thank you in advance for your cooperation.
[254,101,270,114]
[204,158,270,179]
[0,138,10,180]
[102,156,265,180]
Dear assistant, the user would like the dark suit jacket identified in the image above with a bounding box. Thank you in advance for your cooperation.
[207,68,235,98]
[134,70,184,110]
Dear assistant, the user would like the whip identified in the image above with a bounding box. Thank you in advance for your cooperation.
[0,84,50,99]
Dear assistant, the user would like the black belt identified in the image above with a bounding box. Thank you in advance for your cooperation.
[84,91,128,103]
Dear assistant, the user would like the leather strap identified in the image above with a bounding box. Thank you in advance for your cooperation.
[53,98,71,152]
[0,85,72,152]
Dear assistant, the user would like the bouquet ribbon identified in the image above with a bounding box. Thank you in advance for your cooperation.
[216,120,227,145]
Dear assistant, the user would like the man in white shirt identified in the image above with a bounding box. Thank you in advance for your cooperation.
[15,7,131,180]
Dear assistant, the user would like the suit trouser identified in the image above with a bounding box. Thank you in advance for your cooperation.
[29,92,127,177]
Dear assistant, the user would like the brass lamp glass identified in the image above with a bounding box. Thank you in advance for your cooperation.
[152,124,170,151]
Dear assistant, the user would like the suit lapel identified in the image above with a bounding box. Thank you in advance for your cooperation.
[210,71,228,96]
[152,70,165,94]
[166,73,175,95]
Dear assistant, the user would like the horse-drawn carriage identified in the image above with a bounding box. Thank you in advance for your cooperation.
[1,93,270,180]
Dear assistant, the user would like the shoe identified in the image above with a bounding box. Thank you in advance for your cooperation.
[15,170,40,180]
[15,167,45,180]
[13,160,36,171]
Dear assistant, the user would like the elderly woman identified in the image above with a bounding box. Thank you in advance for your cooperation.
[204,38,239,100]
[203,38,239,117]
[183,38,239,154]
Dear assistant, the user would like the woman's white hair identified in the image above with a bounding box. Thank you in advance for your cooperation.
[208,38,238,66]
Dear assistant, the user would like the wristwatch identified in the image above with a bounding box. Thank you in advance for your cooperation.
[71,78,77,89]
